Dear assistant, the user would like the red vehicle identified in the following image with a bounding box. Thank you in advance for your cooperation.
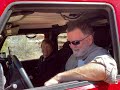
[0,0,120,90]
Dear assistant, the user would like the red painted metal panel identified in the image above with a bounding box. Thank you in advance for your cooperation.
[0,0,15,15]
[66,80,120,90]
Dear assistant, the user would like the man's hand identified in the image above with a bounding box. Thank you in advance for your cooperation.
[44,73,63,86]
[44,78,59,86]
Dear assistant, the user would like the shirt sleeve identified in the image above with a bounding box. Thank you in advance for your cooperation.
[91,55,118,84]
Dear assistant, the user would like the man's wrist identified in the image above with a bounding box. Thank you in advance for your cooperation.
[53,73,64,83]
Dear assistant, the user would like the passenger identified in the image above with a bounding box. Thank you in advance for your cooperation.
[39,39,54,61]
[35,39,58,86]
[44,21,118,86]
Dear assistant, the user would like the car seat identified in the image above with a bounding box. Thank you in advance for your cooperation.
[57,41,73,72]
[93,27,113,56]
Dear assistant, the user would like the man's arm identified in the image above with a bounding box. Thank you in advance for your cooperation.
[45,62,106,86]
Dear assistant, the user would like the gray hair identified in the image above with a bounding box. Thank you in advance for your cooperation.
[66,20,94,35]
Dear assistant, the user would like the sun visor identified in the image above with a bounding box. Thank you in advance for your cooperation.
[5,26,19,36]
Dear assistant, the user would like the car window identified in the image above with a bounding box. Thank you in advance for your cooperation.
[0,34,44,61]
[58,33,67,50]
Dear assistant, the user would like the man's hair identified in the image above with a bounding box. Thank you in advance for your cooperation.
[66,20,94,35]
[41,39,54,49]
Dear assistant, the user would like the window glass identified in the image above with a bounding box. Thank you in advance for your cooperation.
[58,33,67,50]
[0,34,44,61]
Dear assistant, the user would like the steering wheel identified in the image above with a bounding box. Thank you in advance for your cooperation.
[10,55,34,88]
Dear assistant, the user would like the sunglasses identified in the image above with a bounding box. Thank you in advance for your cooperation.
[68,35,90,45]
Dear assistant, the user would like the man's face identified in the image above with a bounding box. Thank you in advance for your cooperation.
[41,42,53,58]
[67,28,92,57]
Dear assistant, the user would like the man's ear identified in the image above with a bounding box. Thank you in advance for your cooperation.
[87,35,93,45]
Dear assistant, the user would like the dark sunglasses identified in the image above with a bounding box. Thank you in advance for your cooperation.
[68,35,90,45]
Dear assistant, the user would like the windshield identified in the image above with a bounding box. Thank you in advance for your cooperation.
[0,34,44,61]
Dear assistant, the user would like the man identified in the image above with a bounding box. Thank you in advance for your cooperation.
[34,39,59,86]
[44,21,118,86]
